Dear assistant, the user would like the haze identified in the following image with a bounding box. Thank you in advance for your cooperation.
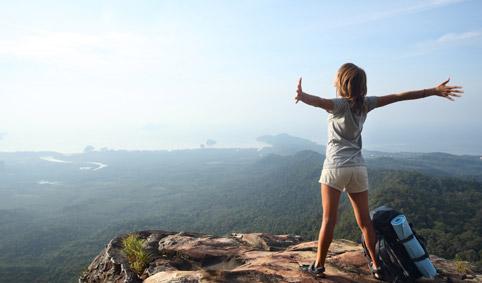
[0,0,481,154]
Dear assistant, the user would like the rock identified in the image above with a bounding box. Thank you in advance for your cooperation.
[144,270,207,283]
[80,230,177,283]
[80,230,482,283]
[231,232,303,251]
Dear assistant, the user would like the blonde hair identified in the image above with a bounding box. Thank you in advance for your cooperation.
[335,63,367,115]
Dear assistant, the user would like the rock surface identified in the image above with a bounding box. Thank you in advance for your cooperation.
[80,230,481,283]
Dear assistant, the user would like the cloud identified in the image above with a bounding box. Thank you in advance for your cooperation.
[0,30,119,66]
[428,0,465,5]
[406,30,482,57]
[323,0,466,30]
[142,123,169,132]
[0,132,6,140]
[0,28,207,75]
[436,31,482,44]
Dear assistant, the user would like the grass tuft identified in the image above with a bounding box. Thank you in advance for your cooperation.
[454,259,471,274]
[121,234,151,275]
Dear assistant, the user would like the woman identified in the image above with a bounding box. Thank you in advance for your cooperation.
[295,63,462,279]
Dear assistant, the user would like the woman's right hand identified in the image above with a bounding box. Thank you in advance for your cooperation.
[433,78,463,101]
[295,77,303,103]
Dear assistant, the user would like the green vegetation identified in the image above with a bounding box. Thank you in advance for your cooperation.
[122,234,150,274]
[334,169,482,270]
[454,258,472,274]
[0,148,480,282]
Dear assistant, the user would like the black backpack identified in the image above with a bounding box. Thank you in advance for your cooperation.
[361,206,431,283]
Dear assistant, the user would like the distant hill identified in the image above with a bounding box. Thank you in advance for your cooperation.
[367,152,482,181]
[256,133,325,155]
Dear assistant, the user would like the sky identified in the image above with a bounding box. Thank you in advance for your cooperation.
[0,0,481,154]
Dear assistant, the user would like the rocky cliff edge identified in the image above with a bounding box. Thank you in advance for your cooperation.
[80,230,481,283]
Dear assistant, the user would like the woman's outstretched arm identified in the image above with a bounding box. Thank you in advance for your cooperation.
[377,78,463,108]
[294,77,334,112]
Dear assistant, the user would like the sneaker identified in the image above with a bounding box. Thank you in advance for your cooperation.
[299,261,325,278]
[368,261,383,280]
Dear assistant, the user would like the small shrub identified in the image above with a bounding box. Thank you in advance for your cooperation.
[122,234,151,275]
[454,259,471,274]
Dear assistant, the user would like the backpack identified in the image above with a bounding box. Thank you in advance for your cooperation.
[361,206,433,283]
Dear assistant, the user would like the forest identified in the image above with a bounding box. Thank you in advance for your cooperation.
[0,145,481,282]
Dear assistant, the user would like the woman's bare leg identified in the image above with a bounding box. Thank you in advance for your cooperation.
[315,184,342,268]
[347,190,379,268]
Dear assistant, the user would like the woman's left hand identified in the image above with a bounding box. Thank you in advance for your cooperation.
[295,77,303,103]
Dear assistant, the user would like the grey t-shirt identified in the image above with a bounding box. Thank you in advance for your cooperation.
[322,96,378,169]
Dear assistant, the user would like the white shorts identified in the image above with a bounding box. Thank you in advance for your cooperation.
[319,166,368,193]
